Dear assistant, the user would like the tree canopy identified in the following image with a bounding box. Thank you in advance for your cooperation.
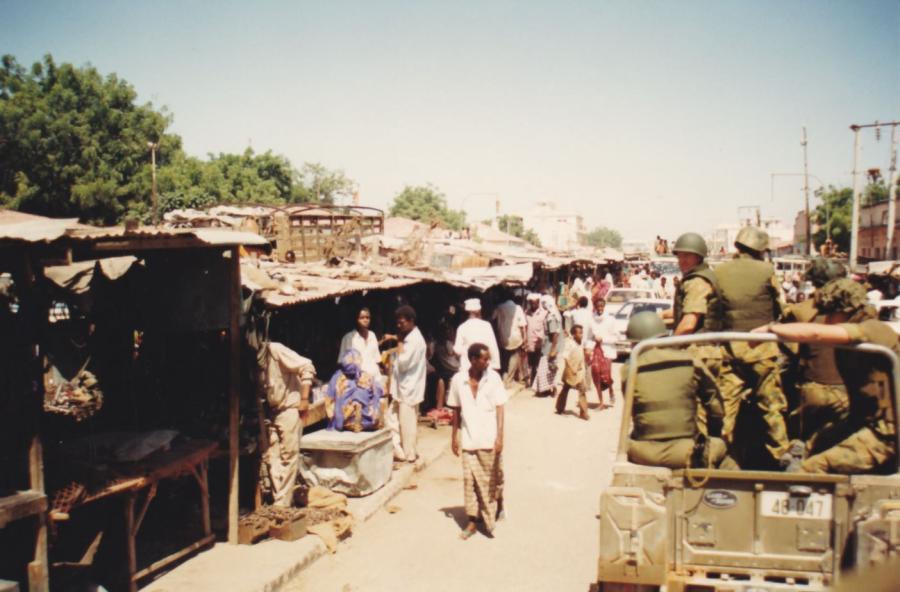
[583,226,623,249]
[388,184,466,230]
[0,54,356,224]
[0,54,180,224]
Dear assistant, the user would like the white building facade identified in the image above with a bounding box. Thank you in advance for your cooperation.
[522,202,584,251]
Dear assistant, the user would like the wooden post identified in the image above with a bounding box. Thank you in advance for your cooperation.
[21,253,49,592]
[199,461,211,537]
[124,494,137,592]
[227,247,241,544]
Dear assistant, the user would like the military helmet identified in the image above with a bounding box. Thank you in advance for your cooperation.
[672,232,708,258]
[815,278,867,314]
[626,311,667,341]
[805,257,846,288]
[734,226,770,253]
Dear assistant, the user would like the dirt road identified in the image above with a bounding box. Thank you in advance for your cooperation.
[285,372,623,592]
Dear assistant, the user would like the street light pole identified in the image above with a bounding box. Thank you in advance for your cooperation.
[887,124,899,259]
[148,141,159,225]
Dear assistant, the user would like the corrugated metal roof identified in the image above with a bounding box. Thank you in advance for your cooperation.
[0,211,268,247]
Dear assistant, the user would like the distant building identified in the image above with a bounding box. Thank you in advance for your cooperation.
[707,218,794,256]
[522,202,584,251]
[858,201,900,261]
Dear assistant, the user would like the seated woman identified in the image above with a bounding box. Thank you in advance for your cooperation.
[326,348,383,432]
[623,312,737,471]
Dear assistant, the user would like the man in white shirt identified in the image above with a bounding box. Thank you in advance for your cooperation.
[337,307,383,385]
[448,342,507,539]
[491,291,527,387]
[455,298,501,374]
[658,276,675,299]
[387,305,427,462]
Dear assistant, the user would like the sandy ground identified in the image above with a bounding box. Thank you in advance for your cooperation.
[284,368,624,592]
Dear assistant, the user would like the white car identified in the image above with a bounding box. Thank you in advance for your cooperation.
[612,298,673,357]
[875,301,900,335]
[604,288,655,316]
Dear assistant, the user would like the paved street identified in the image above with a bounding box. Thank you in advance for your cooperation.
[285,371,623,592]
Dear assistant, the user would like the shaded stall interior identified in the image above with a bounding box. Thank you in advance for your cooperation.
[0,230,255,591]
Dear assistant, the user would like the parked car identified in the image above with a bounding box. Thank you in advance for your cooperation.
[604,288,654,316]
[612,298,673,357]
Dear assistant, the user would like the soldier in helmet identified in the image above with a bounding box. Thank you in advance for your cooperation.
[664,232,721,336]
[758,278,897,473]
[712,226,788,467]
[781,257,853,454]
[623,312,736,470]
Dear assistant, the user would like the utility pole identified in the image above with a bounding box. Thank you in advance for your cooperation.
[887,124,899,259]
[801,127,812,255]
[850,126,862,269]
[148,141,159,225]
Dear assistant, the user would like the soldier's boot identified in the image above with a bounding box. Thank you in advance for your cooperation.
[779,439,808,473]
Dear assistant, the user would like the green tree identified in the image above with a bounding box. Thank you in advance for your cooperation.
[812,185,853,253]
[583,226,623,249]
[0,54,181,224]
[861,179,891,206]
[291,162,355,204]
[388,184,466,230]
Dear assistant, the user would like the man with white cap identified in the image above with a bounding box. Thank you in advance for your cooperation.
[455,298,501,375]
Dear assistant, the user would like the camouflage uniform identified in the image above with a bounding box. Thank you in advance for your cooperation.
[623,347,735,470]
[801,281,897,473]
[782,298,850,451]
[712,252,788,465]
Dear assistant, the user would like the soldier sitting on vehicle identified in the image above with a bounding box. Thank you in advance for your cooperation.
[780,257,855,454]
[758,278,897,474]
[623,312,738,470]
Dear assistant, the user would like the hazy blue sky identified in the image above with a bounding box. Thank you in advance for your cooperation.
[3,0,898,242]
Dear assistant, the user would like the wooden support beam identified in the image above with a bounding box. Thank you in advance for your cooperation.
[21,253,49,592]
[227,247,241,544]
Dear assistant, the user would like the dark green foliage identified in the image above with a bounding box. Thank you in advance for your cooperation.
[0,54,179,224]
[388,184,466,230]
[1,54,356,224]
[812,185,853,253]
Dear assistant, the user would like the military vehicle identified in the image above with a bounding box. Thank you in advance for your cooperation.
[597,332,900,591]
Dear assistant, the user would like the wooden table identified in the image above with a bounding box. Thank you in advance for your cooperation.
[54,440,218,592]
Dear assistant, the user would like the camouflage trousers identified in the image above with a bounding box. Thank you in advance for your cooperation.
[627,437,738,470]
[796,382,850,451]
[801,427,896,474]
[695,342,789,461]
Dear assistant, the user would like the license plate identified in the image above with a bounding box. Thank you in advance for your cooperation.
[760,491,832,520]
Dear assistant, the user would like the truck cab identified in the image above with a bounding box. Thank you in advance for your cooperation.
[597,333,900,591]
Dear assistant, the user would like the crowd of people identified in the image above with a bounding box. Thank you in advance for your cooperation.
[318,227,898,540]
[321,270,630,538]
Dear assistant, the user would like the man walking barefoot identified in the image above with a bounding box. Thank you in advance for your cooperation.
[448,343,507,539]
